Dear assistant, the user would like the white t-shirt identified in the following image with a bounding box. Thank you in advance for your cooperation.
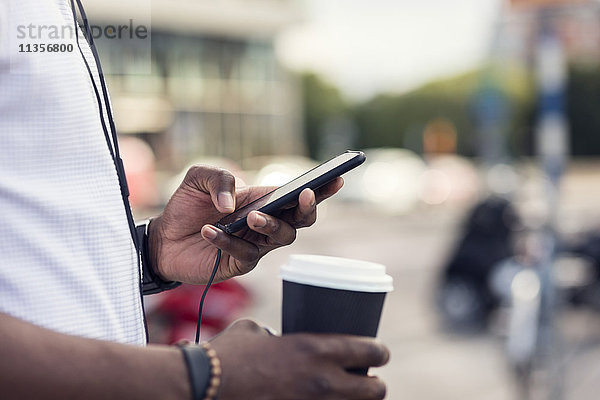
[0,0,146,345]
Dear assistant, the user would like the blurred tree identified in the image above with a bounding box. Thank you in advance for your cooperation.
[300,72,349,159]
[353,68,535,158]
[353,72,478,155]
[300,64,600,160]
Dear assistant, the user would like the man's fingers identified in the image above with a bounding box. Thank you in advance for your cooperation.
[201,211,298,274]
[314,177,344,204]
[246,178,341,234]
[201,225,259,264]
[225,319,271,336]
[290,188,317,228]
[185,165,236,213]
[316,335,390,369]
[208,170,236,213]
[302,368,387,400]
[247,211,297,246]
[334,374,387,400]
[289,334,389,399]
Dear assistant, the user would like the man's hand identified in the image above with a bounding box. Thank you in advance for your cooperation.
[148,165,343,284]
[209,320,389,400]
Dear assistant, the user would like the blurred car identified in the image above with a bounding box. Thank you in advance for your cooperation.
[247,155,317,187]
[340,148,427,214]
[421,154,480,207]
[145,280,252,344]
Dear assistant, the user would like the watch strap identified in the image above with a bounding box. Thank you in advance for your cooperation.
[135,220,181,295]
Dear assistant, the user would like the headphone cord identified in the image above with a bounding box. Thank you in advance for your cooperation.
[70,0,222,344]
[69,0,138,251]
[195,249,222,343]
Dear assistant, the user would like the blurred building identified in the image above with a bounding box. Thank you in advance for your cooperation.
[85,0,306,170]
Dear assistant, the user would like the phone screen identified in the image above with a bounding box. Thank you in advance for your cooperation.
[216,152,362,231]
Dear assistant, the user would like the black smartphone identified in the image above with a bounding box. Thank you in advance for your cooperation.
[215,150,366,234]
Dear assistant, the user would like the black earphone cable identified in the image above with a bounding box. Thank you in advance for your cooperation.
[69,1,114,160]
[195,249,222,343]
[70,1,220,344]
[70,0,138,251]
[73,0,122,158]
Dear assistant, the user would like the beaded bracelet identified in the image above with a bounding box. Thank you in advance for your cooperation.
[178,341,222,400]
[201,342,222,400]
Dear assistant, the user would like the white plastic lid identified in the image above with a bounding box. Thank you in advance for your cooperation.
[280,254,394,293]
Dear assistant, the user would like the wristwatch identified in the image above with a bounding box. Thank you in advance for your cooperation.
[135,220,181,295]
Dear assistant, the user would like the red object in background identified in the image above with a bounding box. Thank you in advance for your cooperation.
[146,279,252,344]
[119,136,159,209]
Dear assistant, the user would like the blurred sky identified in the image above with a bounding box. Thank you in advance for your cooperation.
[276,0,503,100]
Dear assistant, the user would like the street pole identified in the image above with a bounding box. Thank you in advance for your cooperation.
[534,8,569,400]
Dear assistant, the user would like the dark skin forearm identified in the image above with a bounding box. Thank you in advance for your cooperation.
[0,312,190,400]
[0,313,390,400]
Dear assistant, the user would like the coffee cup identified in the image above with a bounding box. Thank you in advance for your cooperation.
[280,254,393,372]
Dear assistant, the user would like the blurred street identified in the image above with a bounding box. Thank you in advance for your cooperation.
[233,162,600,400]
